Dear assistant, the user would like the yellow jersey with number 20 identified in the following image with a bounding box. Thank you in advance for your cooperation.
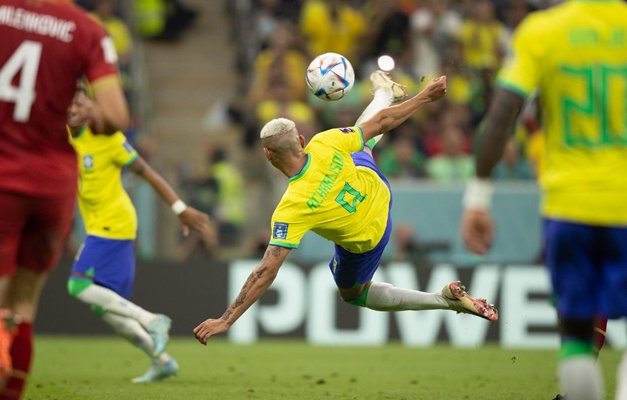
[269,127,391,254]
[498,0,627,226]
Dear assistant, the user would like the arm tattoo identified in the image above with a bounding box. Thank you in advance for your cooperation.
[260,247,272,264]
[220,248,278,321]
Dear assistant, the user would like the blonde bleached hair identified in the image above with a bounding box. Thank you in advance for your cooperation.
[260,118,296,139]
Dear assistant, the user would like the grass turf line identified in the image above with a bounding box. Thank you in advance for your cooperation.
[25,336,622,400]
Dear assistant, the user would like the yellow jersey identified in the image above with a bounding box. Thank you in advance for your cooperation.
[68,126,138,239]
[498,0,627,226]
[269,127,391,254]
[299,0,366,64]
[458,20,507,70]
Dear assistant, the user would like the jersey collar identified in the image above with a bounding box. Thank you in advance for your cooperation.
[75,124,88,138]
[289,153,311,183]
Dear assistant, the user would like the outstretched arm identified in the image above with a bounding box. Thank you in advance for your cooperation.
[127,156,212,236]
[474,88,526,178]
[461,88,526,255]
[89,76,130,135]
[193,245,291,344]
[358,76,447,143]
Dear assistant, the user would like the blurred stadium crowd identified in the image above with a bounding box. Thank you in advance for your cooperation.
[71,0,558,261]
[227,0,559,185]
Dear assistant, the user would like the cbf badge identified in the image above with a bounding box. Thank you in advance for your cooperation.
[273,222,289,239]
[83,155,94,169]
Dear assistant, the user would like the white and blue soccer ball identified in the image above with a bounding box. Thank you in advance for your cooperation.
[306,52,355,101]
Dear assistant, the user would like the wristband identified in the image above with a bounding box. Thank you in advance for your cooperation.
[462,178,494,210]
[171,200,187,215]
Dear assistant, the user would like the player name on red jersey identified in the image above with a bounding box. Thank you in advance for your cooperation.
[0,5,75,42]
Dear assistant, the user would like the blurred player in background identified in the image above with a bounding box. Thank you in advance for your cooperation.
[66,88,213,383]
[0,0,130,398]
[460,1,627,399]
[194,72,498,346]
[522,93,609,400]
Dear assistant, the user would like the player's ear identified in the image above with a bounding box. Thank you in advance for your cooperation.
[299,135,306,148]
[263,147,272,161]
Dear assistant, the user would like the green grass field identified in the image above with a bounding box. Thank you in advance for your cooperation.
[24,336,622,400]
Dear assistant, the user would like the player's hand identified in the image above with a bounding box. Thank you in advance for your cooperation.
[420,75,447,103]
[178,207,213,237]
[461,209,494,255]
[193,318,230,345]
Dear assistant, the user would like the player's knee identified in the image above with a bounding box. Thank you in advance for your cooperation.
[345,295,366,307]
[90,305,106,316]
[67,277,92,298]
[560,318,595,342]
[343,284,373,307]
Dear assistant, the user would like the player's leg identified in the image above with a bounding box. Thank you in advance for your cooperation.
[1,193,75,400]
[330,219,450,311]
[332,155,496,320]
[545,219,604,400]
[598,226,627,400]
[356,71,406,151]
[67,237,171,356]
[0,192,29,387]
[2,269,46,400]
[552,316,607,399]
[618,355,627,400]
[330,211,497,321]
[592,317,607,358]
[99,312,178,383]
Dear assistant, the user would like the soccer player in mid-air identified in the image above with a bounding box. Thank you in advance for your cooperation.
[194,71,498,346]
[0,1,130,397]
[460,1,627,399]
[66,88,213,382]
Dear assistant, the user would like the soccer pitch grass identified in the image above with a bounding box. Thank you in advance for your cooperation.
[25,337,622,400]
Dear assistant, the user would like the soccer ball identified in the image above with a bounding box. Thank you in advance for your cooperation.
[306,52,355,101]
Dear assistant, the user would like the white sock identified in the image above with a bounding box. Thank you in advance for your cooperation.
[365,282,449,311]
[558,356,604,400]
[76,284,156,328]
[356,88,394,147]
[101,312,171,365]
[616,352,627,400]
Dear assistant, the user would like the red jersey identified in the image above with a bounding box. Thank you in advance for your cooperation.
[0,0,119,197]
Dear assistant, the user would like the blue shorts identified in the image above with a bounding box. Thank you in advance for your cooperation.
[71,236,136,299]
[329,151,392,289]
[544,219,627,319]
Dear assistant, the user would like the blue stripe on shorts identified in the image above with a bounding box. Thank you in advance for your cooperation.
[329,151,392,289]
[71,235,136,299]
[544,219,627,319]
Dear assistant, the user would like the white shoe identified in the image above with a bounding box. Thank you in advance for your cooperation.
[441,281,498,321]
[370,70,407,102]
[132,359,179,383]
[146,314,171,357]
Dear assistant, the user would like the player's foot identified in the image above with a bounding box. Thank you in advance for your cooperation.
[441,281,498,321]
[370,70,406,102]
[132,359,179,383]
[146,314,172,357]
[552,394,566,400]
[0,311,19,384]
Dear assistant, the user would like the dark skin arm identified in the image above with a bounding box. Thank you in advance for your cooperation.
[475,88,526,177]
[89,76,130,135]
[461,88,526,255]
[127,156,213,237]
[193,245,291,344]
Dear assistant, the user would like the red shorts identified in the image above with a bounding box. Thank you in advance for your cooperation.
[0,191,76,276]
